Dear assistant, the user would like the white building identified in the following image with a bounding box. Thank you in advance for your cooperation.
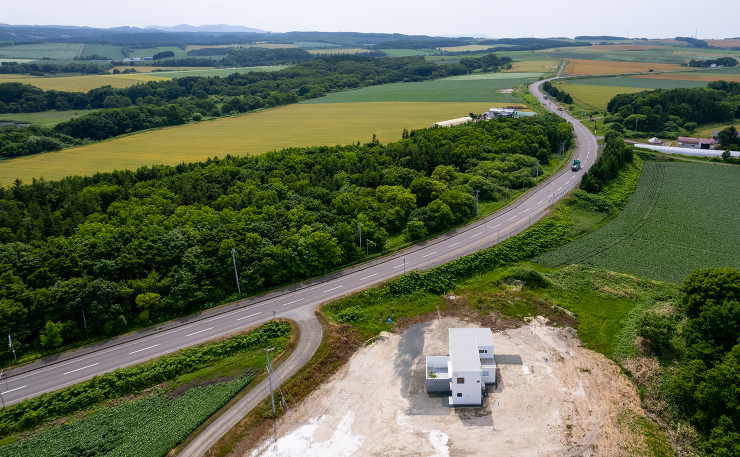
[488,108,517,118]
[426,328,496,406]
[677,136,715,150]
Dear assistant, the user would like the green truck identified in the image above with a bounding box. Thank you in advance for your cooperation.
[571,160,581,171]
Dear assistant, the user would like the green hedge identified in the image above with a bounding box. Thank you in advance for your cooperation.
[0,321,289,437]
[388,208,571,296]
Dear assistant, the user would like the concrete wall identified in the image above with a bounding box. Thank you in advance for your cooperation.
[450,369,482,405]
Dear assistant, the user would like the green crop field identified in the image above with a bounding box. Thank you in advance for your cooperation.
[302,73,542,104]
[154,66,288,79]
[80,44,125,61]
[0,377,251,457]
[535,162,740,283]
[0,109,100,127]
[0,43,83,60]
[562,76,709,90]
[380,49,437,57]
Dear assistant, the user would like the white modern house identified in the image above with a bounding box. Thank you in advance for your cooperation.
[426,328,496,406]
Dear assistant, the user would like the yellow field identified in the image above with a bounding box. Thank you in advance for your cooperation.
[306,48,370,55]
[508,59,561,72]
[0,74,170,92]
[565,59,685,75]
[111,66,214,73]
[0,102,497,184]
[555,84,644,111]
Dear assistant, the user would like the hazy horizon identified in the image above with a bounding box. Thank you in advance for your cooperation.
[3,0,737,40]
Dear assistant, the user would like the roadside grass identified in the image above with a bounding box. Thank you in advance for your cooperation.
[0,109,100,128]
[0,101,497,184]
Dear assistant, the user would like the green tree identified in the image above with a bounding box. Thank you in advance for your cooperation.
[405,220,427,240]
[39,321,63,349]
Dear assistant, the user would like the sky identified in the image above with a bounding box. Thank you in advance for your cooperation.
[4,0,737,40]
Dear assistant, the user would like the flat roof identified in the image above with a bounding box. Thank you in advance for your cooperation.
[449,328,494,372]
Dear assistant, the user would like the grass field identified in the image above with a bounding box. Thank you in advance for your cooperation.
[0,102,496,184]
[705,39,740,48]
[632,73,740,83]
[110,65,216,73]
[508,59,561,72]
[293,41,339,48]
[152,66,288,79]
[695,122,740,138]
[438,44,497,52]
[0,109,99,127]
[0,73,170,91]
[380,49,437,57]
[553,49,689,64]
[562,76,709,90]
[554,83,644,111]
[0,43,83,60]
[80,44,125,61]
[307,48,371,55]
[535,162,740,283]
[565,59,685,75]
[303,73,541,104]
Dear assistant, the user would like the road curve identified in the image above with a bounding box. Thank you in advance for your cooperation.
[0,76,598,437]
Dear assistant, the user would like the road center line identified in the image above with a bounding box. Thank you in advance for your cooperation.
[448,242,460,247]
[491,224,500,228]
[508,216,517,220]
[281,298,304,307]
[471,232,482,238]
[129,344,160,355]
[63,363,99,376]
[523,207,531,212]
[186,327,213,337]
[557,187,563,191]
[237,312,262,321]
[422,252,437,258]
[2,385,27,394]
[393,264,404,268]
[324,285,343,293]
[360,273,378,280]
[537,200,543,205]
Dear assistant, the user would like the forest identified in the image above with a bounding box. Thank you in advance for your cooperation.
[0,114,572,362]
[604,83,740,136]
[541,81,574,105]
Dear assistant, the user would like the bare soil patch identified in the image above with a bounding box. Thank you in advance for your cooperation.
[247,316,655,456]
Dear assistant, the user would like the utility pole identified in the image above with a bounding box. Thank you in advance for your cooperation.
[366,239,374,258]
[505,188,510,204]
[8,335,16,364]
[475,190,480,217]
[230,248,241,294]
[82,311,88,334]
[266,347,276,415]
[358,223,363,247]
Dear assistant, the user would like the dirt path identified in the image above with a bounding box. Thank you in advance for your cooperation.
[247,317,649,456]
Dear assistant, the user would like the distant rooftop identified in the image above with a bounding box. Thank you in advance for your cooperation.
[678,137,715,145]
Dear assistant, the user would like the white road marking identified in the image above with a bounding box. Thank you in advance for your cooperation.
[324,285,343,293]
[491,223,500,228]
[186,327,213,337]
[393,264,404,268]
[558,187,563,191]
[360,273,378,280]
[129,344,160,355]
[567,180,571,184]
[422,252,437,258]
[281,298,304,307]
[64,363,99,376]
[448,242,460,247]
[523,207,531,212]
[508,216,517,220]
[2,385,26,394]
[471,232,482,238]
[237,312,261,321]
[537,200,543,205]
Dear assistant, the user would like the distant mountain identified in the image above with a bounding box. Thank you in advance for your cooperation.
[146,24,267,33]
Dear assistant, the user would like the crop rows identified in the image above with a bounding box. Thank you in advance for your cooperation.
[534,162,740,283]
[0,376,253,457]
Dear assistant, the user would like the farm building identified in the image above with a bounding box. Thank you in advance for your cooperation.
[426,328,496,406]
[488,107,517,118]
[434,117,472,128]
[677,137,715,149]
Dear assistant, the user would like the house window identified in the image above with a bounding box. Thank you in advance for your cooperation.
[457,377,465,384]
[483,371,489,376]
[479,349,487,353]
[457,393,462,397]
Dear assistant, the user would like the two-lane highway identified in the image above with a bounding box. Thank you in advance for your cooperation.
[0,72,599,410]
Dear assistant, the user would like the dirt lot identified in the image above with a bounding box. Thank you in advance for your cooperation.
[248,317,652,456]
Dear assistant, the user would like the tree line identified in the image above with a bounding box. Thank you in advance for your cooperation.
[635,268,740,456]
[0,61,109,77]
[604,83,740,137]
[686,56,738,68]
[0,124,86,157]
[0,114,572,362]
[541,81,574,105]
[579,131,634,193]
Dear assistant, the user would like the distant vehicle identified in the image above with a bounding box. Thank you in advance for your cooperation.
[557,105,563,111]
[543,95,548,100]
[571,160,581,171]
[589,118,595,122]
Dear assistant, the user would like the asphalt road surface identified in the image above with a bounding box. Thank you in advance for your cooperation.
[0,75,599,423]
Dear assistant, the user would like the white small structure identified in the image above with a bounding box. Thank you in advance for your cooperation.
[488,107,517,118]
[434,117,472,128]
[648,137,661,144]
[426,328,496,406]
